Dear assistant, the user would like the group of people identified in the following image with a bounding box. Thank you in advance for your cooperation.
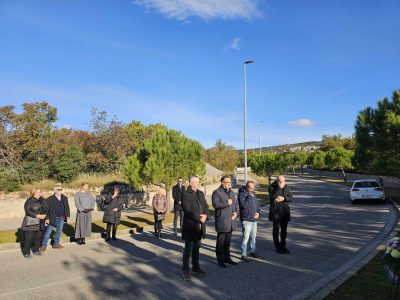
[174,175,293,280]
[20,182,125,257]
[20,174,293,282]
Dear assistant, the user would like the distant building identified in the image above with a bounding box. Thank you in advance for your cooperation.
[289,145,319,153]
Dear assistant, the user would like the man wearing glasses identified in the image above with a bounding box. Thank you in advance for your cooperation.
[212,175,239,268]
[40,183,70,251]
[172,177,186,236]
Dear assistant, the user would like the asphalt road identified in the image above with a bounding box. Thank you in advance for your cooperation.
[0,175,395,300]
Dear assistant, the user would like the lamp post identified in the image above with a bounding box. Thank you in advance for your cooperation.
[259,120,264,155]
[244,60,254,183]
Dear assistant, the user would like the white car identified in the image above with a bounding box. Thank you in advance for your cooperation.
[350,179,385,203]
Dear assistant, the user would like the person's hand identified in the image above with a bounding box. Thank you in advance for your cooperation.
[112,191,119,198]
[254,212,260,220]
[227,199,233,206]
[112,208,118,212]
[276,196,285,202]
[200,214,207,223]
[231,212,238,220]
[36,214,46,220]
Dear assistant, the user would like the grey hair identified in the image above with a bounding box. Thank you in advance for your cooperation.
[189,176,199,184]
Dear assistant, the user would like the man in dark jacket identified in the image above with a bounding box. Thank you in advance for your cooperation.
[181,176,209,281]
[212,175,239,268]
[40,183,70,251]
[268,176,293,254]
[172,177,186,236]
[238,181,261,261]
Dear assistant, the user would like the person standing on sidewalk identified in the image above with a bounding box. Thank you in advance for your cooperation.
[21,188,47,257]
[172,177,186,236]
[103,186,124,241]
[41,183,70,251]
[181,176,209,280]
[152,188,167,239]
[268,175,293,254]
[212,175,239,268]
[74,182,95,245]
[238,181,261,262]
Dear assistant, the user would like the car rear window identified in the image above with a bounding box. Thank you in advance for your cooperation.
[354,181,380,188]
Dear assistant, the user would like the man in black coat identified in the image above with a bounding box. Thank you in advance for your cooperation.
[268,175,293,254]
[181,176,209,281]
[40,183,70,251]
[212,175,239,268]
[172,177,186,236]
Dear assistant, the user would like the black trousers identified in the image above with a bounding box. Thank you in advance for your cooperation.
[153,212,163,233]
[106,223,118,238]
[273,218,288,248]
[182,240,201,271]
[216,231,232,263]
[23,230,42,255]
[173,210,183,233]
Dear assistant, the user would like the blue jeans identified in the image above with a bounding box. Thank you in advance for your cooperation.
[42,217,64,247]
[241,221,257,257]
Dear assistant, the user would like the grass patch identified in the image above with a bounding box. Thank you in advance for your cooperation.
[20,173,127,192]
[0,212,173,244]
[325,253,392,300]
[386,187,400,205]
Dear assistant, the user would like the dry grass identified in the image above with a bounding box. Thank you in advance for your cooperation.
[20,173,127,192]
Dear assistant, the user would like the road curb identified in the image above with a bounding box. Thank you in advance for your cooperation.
[293,196,399,300]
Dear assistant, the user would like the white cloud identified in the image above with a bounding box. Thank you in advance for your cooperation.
[288,119,315,128]
[230,38,241,50]
[134,0,261,21]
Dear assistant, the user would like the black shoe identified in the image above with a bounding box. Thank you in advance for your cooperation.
[33,251,42,256]
[281,247,290,254]
[159,233,162,239]
[105,237,111,242]
[82,238,86,245]
[224,259,238,265]
[23,253,32,258]
[111,237,117,241]
[76,238,83,245]
[241,255,250,262]
[250,253,262,259]
[217,261,227,268]
[192,268,207,276]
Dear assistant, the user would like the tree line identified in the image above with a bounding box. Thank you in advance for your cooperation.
[0,102,206,192]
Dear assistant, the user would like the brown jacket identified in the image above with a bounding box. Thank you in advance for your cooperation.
[152,194,167,213]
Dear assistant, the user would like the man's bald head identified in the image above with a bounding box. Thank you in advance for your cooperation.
[277,176,286,186]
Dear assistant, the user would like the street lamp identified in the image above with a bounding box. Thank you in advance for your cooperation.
[244,60,254,183]
[259,120,264,155]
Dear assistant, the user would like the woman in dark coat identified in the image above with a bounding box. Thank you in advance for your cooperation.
[152,188,167,239]
[103,187,124,241]
[20,188,47,258]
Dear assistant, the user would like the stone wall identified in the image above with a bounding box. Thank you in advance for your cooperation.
[303,168,400,188]
[0,182,223,220]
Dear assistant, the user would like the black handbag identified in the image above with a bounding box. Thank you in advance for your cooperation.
[156,213,164,221]
[22,215,40,227]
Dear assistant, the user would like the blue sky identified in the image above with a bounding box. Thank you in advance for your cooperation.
[1,0,399,149]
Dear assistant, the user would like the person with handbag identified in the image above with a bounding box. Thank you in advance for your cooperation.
[103,186,124,241]
[40,183,70,252]
[74,182,95,245]
[20,188,47,258]
[152,188,167,239]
